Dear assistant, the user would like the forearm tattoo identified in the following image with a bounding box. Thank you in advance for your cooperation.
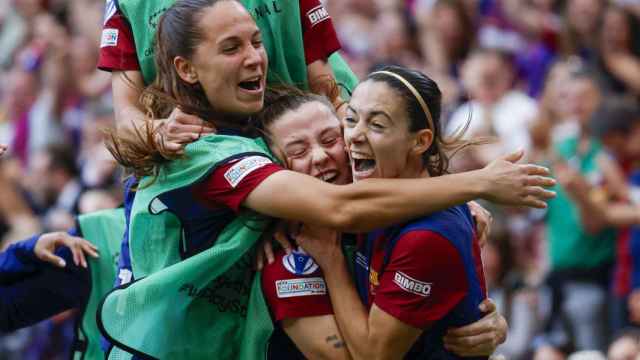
[325,334,345,349]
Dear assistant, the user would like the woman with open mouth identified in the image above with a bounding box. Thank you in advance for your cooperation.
[257,87,507,359]
[96,0,555,358]
[296,65,502,359]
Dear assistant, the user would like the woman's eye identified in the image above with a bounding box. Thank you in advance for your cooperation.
[343,117,356,126]
[222,46,238,54]
[287,148,306,157]
[322,137,337,145]
[370,122,385,130]
[252,39,263,48]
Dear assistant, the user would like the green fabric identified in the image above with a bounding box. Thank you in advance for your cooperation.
[71,209,126,360]
[98,135,275,359]
[117,0,357,95]
[546,136,616,270]
[106,347,134,360]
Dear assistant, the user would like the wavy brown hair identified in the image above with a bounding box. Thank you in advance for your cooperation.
[367,65,488,177]
[105,0,247,180]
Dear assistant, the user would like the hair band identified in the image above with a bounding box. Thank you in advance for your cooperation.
[370,71,435,132]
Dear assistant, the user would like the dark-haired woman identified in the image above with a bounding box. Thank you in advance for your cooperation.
[99,1,554,358]
[257,90,507,359]
[299,66,498,359]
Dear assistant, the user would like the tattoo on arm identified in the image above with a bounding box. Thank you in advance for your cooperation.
[325,334,345,349]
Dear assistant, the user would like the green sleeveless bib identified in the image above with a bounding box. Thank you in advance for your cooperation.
[71,209,126,360]
[98,135,275,359]
[117,0,357,96]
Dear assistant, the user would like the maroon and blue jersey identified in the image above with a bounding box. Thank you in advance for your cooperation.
[354,204,488,359]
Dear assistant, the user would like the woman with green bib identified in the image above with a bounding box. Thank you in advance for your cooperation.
[98,0,555,358]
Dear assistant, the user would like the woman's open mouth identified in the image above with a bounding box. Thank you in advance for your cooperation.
[238,76,263,93]
[351,152,376,180]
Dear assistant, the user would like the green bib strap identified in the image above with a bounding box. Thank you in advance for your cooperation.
[98,135,275,358]
[117,0,357,95]
[71,208,125,360]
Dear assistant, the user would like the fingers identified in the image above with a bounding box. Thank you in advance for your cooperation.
[443,332,496,356]
[40,252,67,268]
[524,186,556,200]
[522,164,551,177]
[263,240,275,265]
[524,174,556,188]
[274,230,293,255]
[521,196,549,209]
[79,239,100,258]
[479,298,497,313]
[446,319,492,338]
[500,149,524,163]
[255,250,264,271]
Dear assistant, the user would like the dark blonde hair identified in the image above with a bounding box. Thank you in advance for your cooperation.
[367,65,485,176]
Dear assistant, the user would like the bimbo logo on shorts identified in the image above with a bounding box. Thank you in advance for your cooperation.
[393,271,432,297]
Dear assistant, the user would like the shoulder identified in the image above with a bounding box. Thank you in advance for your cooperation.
[187,135,273,159]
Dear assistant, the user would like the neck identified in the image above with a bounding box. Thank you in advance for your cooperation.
[401,156,430,179]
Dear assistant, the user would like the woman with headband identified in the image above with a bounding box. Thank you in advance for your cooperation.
[298,65,497,359]
[99,1,554,357]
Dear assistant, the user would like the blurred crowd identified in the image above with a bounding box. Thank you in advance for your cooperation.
[1,0,640,359]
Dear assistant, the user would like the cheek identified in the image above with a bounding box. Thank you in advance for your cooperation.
[328,143,349,167]
[288,157,311,174]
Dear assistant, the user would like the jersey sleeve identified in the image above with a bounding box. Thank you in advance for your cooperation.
[299,0,342,64]
[192,155,283,213]
[374,230,468,329]
[261,248,333,321]
[97,8,140,72]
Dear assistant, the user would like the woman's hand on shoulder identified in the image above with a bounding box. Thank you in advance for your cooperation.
[296,224,341,269]
[154,108,216,154]
[478,150,556,209]
[255,222,294,270]
[467,201,492,248]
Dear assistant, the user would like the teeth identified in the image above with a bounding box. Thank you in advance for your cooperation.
[350,153,373,160]
[319,171,338,183]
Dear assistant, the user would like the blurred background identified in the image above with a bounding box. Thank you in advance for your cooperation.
[1,0,640,359]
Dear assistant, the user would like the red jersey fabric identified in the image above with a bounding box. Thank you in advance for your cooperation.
[192,155,283,212]
[98,0,341,72]
[98,11,139,72]
[262,248,334,321]
[365,230,469,330]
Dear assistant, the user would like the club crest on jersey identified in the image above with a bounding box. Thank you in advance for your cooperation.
[283,250,319,275]
[393,271,432,297]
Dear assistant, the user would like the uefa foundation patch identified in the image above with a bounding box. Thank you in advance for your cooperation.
[276,278,327,298]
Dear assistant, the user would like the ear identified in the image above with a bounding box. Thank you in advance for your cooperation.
[412,129,434,156]
[174,56,198,84]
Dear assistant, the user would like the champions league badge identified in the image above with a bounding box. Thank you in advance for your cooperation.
[283,249,319,275]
